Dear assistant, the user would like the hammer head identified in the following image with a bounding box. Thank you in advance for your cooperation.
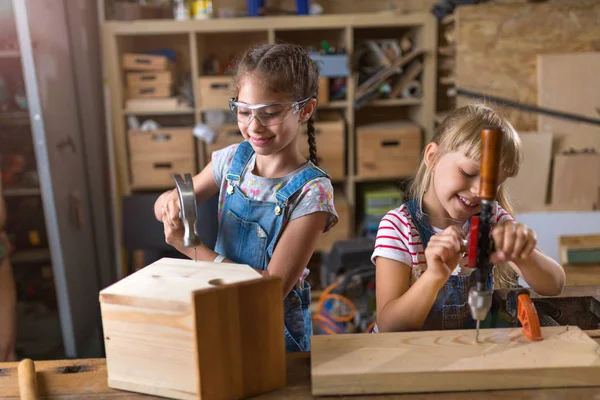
[172,173,202,247]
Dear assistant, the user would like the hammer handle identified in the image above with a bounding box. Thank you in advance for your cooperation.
[18,359,39,400]
[479,128,502,201]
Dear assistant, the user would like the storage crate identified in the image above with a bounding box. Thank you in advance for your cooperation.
[122,53,170,71]
[127,83,171,99]
[127,71,172,87]
[298,115,345,181]
[197,76,235,110]
[356,122,422,179]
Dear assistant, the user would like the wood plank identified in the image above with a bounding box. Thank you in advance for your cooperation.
[537,52,600,137]
[563,265,600,287]
[504,132,553,212]
[455,1,600,131]
[311,327,600,396]
[2,352,600,399]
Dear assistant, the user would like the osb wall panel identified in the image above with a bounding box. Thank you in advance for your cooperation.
[214,0,437,14]
[455,0,600,131]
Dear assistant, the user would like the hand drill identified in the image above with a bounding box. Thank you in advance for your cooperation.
[467,128,503,342]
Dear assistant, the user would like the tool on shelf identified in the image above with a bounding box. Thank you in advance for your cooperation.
[172,173,201,261]
[466,128,502,342]
[18,358,39,400]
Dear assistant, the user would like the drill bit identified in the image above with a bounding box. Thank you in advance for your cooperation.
[194,247,197,262]
[475,320,480,342]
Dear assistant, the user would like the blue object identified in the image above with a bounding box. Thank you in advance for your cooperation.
[310,53,349,77]
[247,0,261,16]
[296,0,310,15]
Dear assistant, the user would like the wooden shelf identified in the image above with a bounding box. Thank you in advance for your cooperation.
[320,100,348,109]
[0,50,20,59]
[10,248,51,265]
[3,187,41,197]
[0,111,29,124]
[123,106,195,115]
[353,175,411,183]
[363,98,421,107]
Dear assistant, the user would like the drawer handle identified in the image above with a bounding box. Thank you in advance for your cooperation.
[154,162,172,169]
[134,58,151,65]
[151,133,172,141]
[140,88,156,94]
[210,83,229,89]
[382,140,400,147]
[140,75,157,81]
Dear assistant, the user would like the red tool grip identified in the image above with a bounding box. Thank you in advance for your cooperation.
[466,216,480,269]
[517,294,543,341]
[479,128,503,201]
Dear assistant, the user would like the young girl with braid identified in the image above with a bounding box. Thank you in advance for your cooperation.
[155,43,338,352]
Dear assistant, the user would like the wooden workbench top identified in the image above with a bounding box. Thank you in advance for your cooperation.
[1,335,600,400]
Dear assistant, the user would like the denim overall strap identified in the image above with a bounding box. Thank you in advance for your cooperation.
[225,141,254,186]
[405,198,481,330]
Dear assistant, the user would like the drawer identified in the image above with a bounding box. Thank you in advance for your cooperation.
[204,124,244,159]
[197,76,235,110]
[130,156,195,190]
[299,119,345,180]
[122,53,170,71]
[127,71,172,87]
[128,128,194,157]
[127,83,171,99]
[357,122,422,179]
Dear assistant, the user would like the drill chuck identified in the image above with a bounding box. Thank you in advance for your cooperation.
[468,285,492,322]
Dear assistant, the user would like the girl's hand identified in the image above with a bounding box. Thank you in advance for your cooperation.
[491,221,537,264]
[424,226,465,284]
[161,189,182,229]
[162,213,185,250]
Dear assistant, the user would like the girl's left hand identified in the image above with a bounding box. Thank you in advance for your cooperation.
[491,221,537,264]
[162,214,185,250]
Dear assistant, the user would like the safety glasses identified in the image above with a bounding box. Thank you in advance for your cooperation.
[228,97,311,127]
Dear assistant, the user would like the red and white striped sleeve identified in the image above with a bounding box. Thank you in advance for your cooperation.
[371,205,416,267]
[494,202,515,226]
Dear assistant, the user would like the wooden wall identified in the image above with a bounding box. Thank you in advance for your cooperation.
[455,0,600,131]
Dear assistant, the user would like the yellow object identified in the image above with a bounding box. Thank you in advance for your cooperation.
[192,0,213,19]
[28,231,40,246]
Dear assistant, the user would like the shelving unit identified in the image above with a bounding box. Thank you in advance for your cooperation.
[102,12,437,245]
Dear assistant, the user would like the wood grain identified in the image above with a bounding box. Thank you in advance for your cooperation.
[455,1,600,131]
[2,351,600,399]
[311,327,600,396]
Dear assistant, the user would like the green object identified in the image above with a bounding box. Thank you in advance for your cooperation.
[565,249,600,264]
[321,40,330,53]
[364,186,404,216]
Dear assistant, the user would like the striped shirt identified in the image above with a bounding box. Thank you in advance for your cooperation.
[370,201,514,286]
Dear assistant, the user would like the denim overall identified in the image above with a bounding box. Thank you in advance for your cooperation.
[406,199,494,330]
[214,141,328,352]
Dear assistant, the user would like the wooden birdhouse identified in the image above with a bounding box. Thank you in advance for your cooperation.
[99,257,286,400]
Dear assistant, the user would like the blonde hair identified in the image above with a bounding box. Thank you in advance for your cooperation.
[408,104,523,288]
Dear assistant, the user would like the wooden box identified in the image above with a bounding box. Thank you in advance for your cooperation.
[298,115,345,180]
[127,71,173,87]
[122,53,170,71]
[127,82,171,99]
[204,124,244,159]
[197,76,235,110]
[128,128,195,189]
[356,122,422,179]
[100,257,286,400]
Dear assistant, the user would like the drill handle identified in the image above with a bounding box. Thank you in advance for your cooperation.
[479,128,503,201]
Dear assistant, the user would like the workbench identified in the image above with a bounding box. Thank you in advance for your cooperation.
[0,337,599,400]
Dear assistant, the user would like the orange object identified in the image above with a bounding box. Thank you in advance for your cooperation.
[517,293,543,341]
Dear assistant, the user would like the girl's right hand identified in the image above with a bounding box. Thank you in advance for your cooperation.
[424,226,465,284]
[160,189,182,229]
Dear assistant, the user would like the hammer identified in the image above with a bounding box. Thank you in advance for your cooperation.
[172,173,202,260]
[18,359,39,400]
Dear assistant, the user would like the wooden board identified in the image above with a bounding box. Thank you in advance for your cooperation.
[455,1,600,131]
[504,132,552,212]
[311,327,600,396]
[99,257,261,311]
[537,52,600,137]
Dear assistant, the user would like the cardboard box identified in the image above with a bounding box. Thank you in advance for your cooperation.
[197,76,235,110]
[100,257,286,400]
[356,122,422,179]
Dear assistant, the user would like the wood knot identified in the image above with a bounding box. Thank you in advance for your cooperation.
[56,365,89,374]
[208,278,225,286]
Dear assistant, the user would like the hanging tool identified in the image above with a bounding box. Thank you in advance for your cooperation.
[18,358,39,400]
[506,288,543,341]
[172,173,202,261]
[466,128,502,342]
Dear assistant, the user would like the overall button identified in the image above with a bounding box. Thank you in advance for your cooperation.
[274,205,282,215]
